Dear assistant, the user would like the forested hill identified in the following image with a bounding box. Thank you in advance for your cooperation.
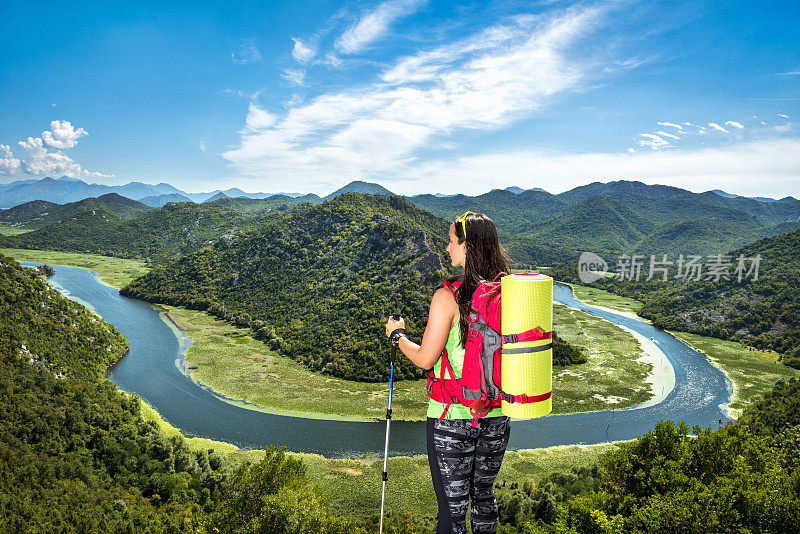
[0,252,128,379]
[0,193,152,230]
[7,201,277,266]
[550,228,800,369]
[121,193,456,381]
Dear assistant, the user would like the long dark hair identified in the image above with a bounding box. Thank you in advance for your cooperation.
[448,212,510,346]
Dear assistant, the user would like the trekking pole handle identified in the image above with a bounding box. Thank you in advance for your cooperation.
[388,313,402,364]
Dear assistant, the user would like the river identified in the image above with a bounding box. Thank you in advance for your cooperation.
[22,261,732,457]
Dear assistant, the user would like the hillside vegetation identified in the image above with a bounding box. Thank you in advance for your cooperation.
[488,378,800,533]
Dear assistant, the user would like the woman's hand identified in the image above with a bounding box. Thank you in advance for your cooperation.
[383,288,456,370]
[385,316,405,338]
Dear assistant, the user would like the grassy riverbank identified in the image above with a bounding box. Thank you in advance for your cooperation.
[0,247,150,288]
[558,280,648,318]
[303,441,620,526]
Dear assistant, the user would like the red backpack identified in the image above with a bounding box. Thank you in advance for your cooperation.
[426,274,553,425]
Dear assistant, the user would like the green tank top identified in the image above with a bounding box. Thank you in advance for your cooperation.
[427,323,505,419]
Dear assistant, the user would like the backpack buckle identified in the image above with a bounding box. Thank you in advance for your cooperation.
[502,334,518,344]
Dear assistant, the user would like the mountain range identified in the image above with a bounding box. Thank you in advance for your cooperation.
[0,176,295,208]
[4,179,800,269]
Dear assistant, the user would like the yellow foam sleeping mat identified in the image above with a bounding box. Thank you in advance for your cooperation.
[500,273,553,419]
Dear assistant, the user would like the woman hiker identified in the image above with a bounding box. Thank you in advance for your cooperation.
[385,211,511,534]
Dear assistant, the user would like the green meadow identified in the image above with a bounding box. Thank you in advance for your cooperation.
[0,223,33,236]
[0,247,150,288]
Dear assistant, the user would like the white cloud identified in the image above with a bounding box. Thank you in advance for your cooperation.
[291,38,317,62]
[18,136,84,177]
[6,121,113,179]
[231,38,262,65]
[657,121,683,130]
[224,5,614,190]
[656,130,681,140]
[778,113,789,118]
[637,133,672,150]
[245,103,278,130]
[0,144,21,175]
[199,141,207,152]
[389,137,800,198]
[708,122,728,133]
[335,0,427,54]
[322,54,344,68]
[281,68,306,87]
[41,120,88,149]
[725,121,744,129]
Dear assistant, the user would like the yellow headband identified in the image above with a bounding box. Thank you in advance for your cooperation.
[458,211,473,239]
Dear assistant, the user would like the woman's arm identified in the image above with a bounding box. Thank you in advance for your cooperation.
[385,287,457,370]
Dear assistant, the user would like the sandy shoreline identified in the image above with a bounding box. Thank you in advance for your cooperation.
[587,303,651,323]
[562,290,675,409]
[617,325,676,409]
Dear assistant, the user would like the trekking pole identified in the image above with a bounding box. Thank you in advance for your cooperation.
[380,313,401,534]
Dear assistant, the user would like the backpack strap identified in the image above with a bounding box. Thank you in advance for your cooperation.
[501,391,552,404]
[491,271,508,282]
[501,326,552,347]
[437,348,457,420]
[442,279,460,297]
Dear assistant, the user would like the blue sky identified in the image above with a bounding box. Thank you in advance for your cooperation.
[1,0,798,197]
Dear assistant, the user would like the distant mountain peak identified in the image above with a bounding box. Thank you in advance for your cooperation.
[711,189,739,198]
[203,191,230,203]
[323,180,396,201]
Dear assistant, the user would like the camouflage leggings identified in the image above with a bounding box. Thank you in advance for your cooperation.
[426,416,511,534]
